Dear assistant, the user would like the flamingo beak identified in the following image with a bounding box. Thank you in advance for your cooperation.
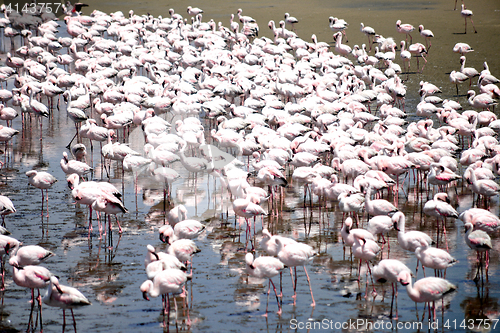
[142,291,150,301]
[393,223,400,231]
[159,233,165,243]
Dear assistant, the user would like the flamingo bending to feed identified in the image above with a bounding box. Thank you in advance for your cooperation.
[140,268,190,328]
[372,259,412,317]
[245,253,285,316]
[42,275,91,333]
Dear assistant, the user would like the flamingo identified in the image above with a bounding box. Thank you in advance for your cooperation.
[245,253,285,316]
[8,245,54,267]
[397,271,456,321]
[232,196,267,241]
[464,222,492,280]
[360,23,375,51]
[461,4,477,34]
[415,240,457,278]
[467,90,497,111]
[144,244,186,272]
[26,170,57,216]
[418,25,434,49]
[60,152,92,177]
[275,237,317,307]
[42,275,91,333]
[166,205,188,226]
[158,220,205,242]
[396,20,414,43]
[0,234,20,290]
[364,185,398,218]
[459,56,479,87]
[284,13,298,32]
[423,193,458,249]
[186,6,203,16]
[467,166,500,207]
[333,31,351,56]
[91,194,127,236]
[11,264,52,332]
[449,70,469,96]
[393,212,435,272]
[340,217,375,248]
[0,195,15,227]
[372,259,412,317]
[352,234,381,290]
[140,269,190,328]
[453,42,474,55]
[161,238,200,275]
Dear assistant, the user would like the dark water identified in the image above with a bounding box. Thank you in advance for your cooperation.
[0,0,499,332]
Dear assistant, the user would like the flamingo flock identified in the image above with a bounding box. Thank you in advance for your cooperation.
[0,0,497,331]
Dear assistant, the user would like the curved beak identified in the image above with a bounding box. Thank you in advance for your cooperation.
[142,291,150,301]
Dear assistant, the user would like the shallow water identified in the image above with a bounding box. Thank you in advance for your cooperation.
[0,0,499,332]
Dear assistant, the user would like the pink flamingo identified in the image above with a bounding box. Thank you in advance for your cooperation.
[423,193,458,249]
[11,264,52,332]
[467,90,497,111]
[333,31,351,56]
[449,70,469,96]
[91,194,127,237]
[0,234,20,289]
[468,166,500,207]
[26,170,57,216]
[415,240,457,278]
[453,42,473,55]
[459,56,479,87]
[372,259,412,317]
[341,217,375,248]
[364,185,398,218]
[60,152,92,177]
[166,205,188,226]
[418,25,434,49]
[42,275,91,333]
[144,245,185,272]
[396,20,414,43]
[461,4,477,33]
[233,195,267,238]
[245,252,285,316]
[275,237,317,307]
[8,244,54,267]
[360,23,376,51]
[397,271,456,321]
[352,234,381,290]
[140,269,190,328]
[458,208,500,233]
[464,222,492,280]
[0,195,15,227]
[158,220,205,242]
[161,238,200,275]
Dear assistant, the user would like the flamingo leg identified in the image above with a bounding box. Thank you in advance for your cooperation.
[303,266,315,307]
[269,278,282,315]
[71,308,77,332]
[62,309,66,333]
